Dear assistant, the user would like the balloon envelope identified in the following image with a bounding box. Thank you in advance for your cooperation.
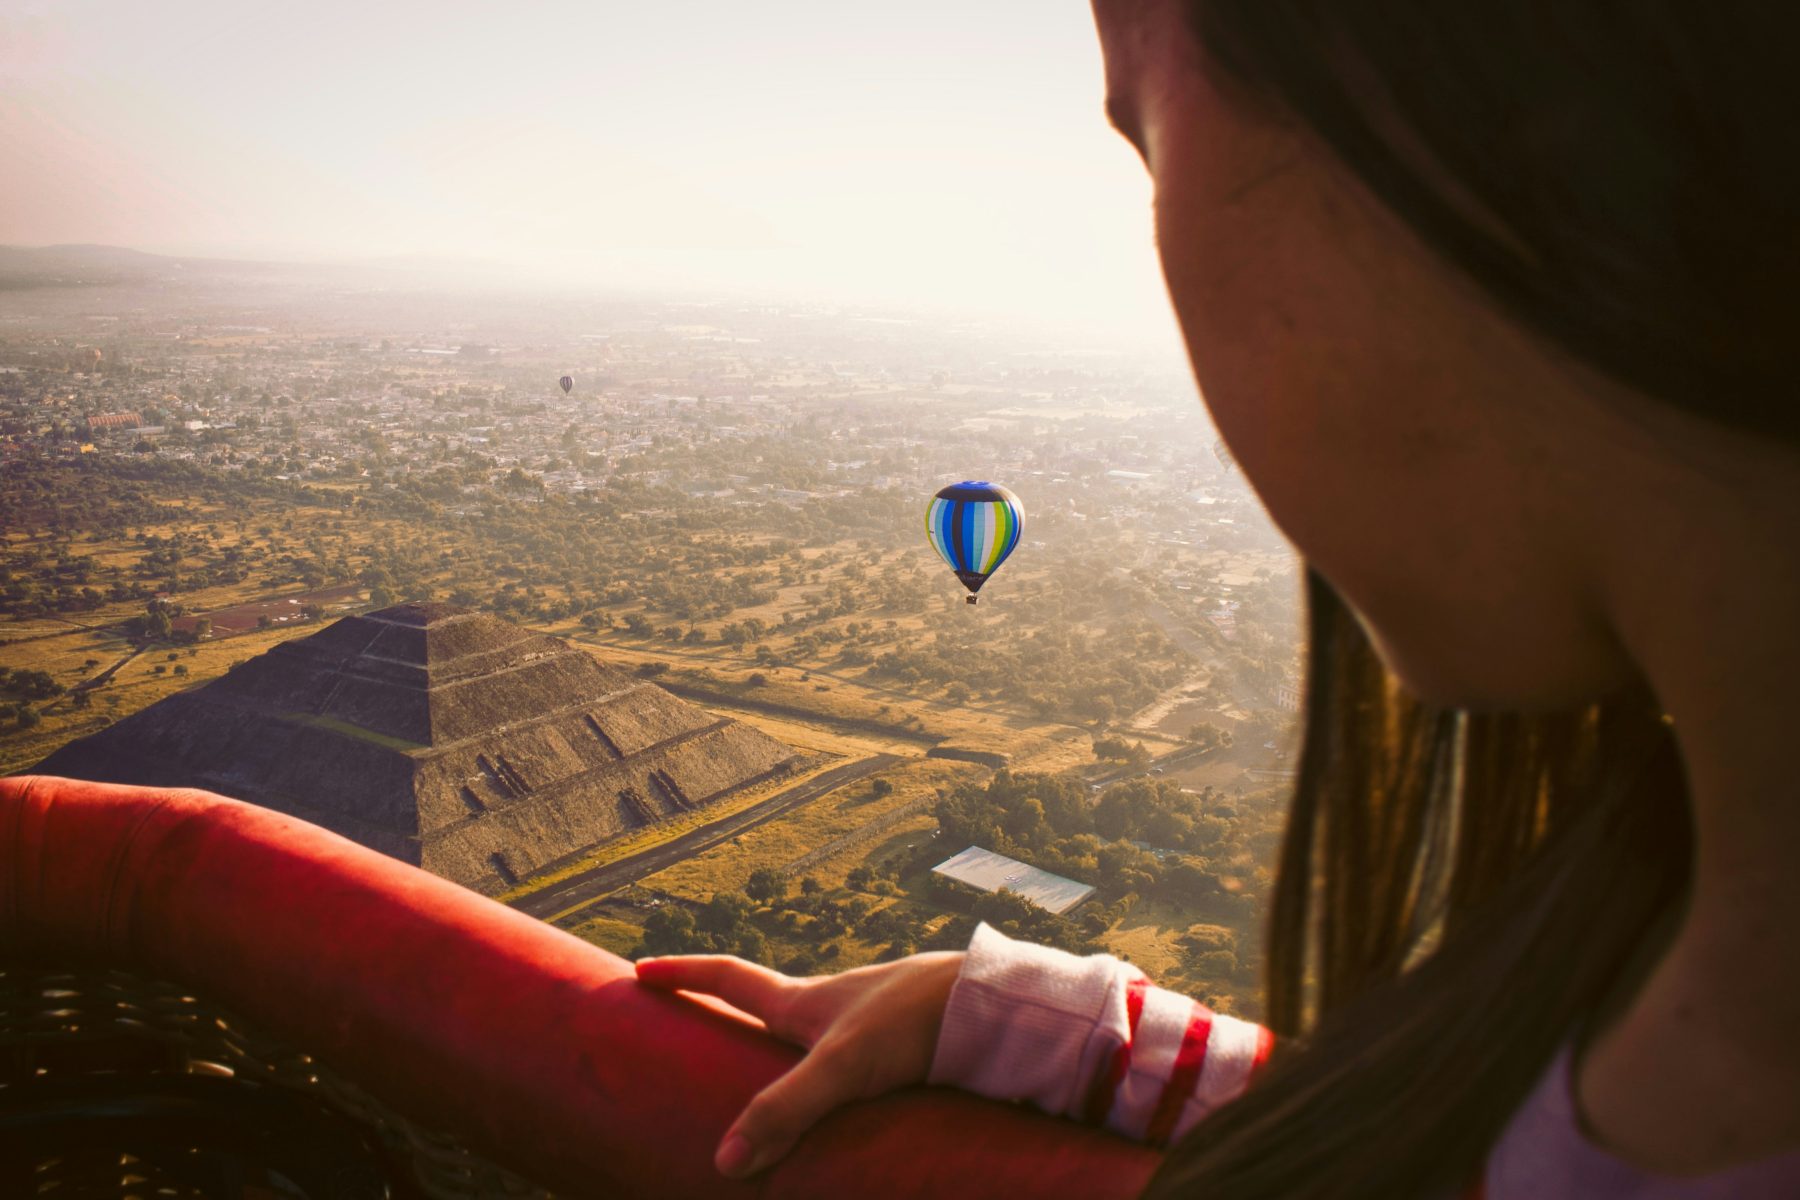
[1212,437,1235,473]
[559,375,574,394]
[925,481,1023,602]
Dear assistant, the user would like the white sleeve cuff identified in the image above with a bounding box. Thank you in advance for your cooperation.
[928,921,1140,1120]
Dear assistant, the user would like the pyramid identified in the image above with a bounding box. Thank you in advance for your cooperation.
[35,604,799,894]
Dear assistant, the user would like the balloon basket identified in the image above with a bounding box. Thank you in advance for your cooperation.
[966,596,978,605]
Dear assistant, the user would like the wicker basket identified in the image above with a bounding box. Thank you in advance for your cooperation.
[0,966,555,1200]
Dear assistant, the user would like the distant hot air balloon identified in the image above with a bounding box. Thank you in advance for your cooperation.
[1212,437,1236,474]
[925,481,1023,605]
[559,375,574,394]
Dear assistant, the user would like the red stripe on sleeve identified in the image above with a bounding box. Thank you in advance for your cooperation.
[1144,1002,1213,1146]
[1081,974,1148,1126]
[1250,1024,1276,1075]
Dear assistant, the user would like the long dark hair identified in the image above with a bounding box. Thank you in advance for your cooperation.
[1141,3,1796,1195]
[1148,574,1688,1198]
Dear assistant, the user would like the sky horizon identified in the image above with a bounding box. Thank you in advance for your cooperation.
[1,1,1185,344]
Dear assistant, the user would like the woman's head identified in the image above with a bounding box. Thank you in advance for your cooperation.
[1094,5,1791,1195]
[1090,0,1800,712]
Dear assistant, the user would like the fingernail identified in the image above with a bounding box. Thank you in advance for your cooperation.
[636,957,658,967]
[716,1132,754,1176]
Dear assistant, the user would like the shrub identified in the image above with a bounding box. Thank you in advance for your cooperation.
[745,868,788,904]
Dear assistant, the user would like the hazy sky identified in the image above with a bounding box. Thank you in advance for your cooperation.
[1,1,1180,336]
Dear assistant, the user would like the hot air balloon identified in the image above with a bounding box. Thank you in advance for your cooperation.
[559,375,574,395]
[925,481,1023,605]
[1212,437,1236,474]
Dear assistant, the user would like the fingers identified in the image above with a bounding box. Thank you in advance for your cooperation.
[715,1042,864,1179]
[636,955,798,1035]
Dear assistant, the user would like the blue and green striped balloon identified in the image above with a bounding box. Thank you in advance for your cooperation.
[925,481,1024,604]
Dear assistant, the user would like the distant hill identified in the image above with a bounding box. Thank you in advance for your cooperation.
[0,243,252,290]
[0,243,535,291]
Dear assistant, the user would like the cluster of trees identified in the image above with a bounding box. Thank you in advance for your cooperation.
[0,667,64,733]
[627,861,1091,976]
[863,615,1188,728]
[0,667,64,701]
[920,772,1283,978]
[938,770,1251,862]
[1093,734,1153,765]
[633,873,880,976]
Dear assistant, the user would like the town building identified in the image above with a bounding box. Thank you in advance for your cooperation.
[930,845,1095,915]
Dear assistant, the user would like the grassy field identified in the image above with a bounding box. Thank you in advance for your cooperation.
[641,758,976,902]
[1097,897,1261,1015]
[493,752,840,903]
[0,621,304,775]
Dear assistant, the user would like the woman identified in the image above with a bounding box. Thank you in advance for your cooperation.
[638,2,1800,1195]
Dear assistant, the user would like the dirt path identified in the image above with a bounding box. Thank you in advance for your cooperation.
[512,752,903,923]
[0,617,116,643]
[567,631,1088,738]
[77,645,144,690]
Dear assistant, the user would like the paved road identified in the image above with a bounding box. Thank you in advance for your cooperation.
[1140,595,1217,661]
[1088,742,1224,789]
[511,752,903,923]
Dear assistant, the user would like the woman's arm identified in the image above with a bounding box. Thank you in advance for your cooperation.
[637,921,1272,1177]
[931,922,1273,1147]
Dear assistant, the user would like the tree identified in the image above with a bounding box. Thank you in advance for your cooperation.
[799,876,823,897]
[638,906,699,956]
[733,927,771,966]
[845,865,874,892]
[1186,722,1232,751]
[971,888,1037,927]
[2,669,63,701]
[697,891,753,937]
[745,868,788,905]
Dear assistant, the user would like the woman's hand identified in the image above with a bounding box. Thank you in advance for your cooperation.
[634,949,965,1178]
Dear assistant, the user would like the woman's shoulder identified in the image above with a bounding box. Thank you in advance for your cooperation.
[1485,1044,1800,1199]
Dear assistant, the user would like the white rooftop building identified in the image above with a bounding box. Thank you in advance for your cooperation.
[931,845,1096,915]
